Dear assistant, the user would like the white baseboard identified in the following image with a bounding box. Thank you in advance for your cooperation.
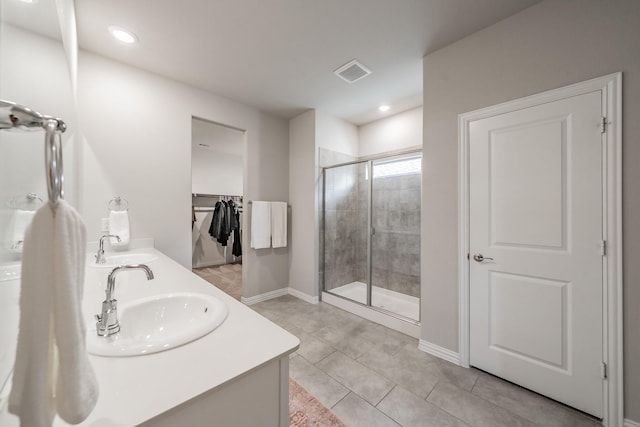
[288,287,319,304]
[419,339,461,366]
[241,288,289,306]
[625,419,640,427]
[241,287,320,306]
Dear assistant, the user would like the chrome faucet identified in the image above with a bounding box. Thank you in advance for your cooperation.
[95,234,121,264]
[95,264,154,337]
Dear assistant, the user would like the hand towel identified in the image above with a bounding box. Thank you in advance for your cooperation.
[271,202,288,248]
[9,200,98,426]
[9,209,35,252]
[250,201,271,249]
[108,210,130,247]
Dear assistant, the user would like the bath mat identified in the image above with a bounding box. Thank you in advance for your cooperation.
[289,378,347,427]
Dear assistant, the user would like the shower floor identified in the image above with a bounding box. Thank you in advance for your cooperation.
[328,281,419,321]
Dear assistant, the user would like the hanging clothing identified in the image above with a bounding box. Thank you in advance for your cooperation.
[209,201,226,241]
[209,200,233,246]
[227,200,239,231]
[208,198,242,250]
[232,210,242,257]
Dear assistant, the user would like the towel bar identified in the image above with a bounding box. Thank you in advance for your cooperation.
[1,99,66,206]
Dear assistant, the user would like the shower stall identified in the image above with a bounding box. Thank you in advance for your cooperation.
[321,152,421,333]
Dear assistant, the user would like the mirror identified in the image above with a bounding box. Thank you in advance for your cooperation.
[0,0,77,263]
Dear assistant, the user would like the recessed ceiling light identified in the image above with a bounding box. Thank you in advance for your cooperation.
[109,26,138,44]
[378,105,390,112]
[17,0,37,4]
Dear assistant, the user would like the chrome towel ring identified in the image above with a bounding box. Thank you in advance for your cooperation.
[44,119,65,206]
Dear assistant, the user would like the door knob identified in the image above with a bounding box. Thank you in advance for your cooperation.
[473,254,494,262]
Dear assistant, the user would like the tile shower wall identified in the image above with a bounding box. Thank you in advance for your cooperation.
[319,148,358,291]
[371,172,421,297]
[323,163,363,291]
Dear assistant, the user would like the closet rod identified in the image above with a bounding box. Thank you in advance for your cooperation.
[192,193,243,199]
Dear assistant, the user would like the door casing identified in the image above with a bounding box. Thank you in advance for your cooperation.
[458,73,622,427]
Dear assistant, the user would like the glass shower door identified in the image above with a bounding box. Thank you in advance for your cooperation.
[370,155,421,321]
[322,161,370,305]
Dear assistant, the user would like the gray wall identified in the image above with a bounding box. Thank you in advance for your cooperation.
[289,111,359,299]
[420,0,640,421]
[288,111,317,296]
[78,50,290,299]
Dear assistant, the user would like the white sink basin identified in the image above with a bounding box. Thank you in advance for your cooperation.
[87,292,228,357]
[88,252,158,268]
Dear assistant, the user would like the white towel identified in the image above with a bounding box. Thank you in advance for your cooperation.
[250,201,271,249]
[108,210,130,247]
[271,202,288,248]
[9,210,35,252]
[9,200,98,426]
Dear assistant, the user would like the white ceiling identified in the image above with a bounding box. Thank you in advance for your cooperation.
[3,0,541,125]
[192,117,244,156]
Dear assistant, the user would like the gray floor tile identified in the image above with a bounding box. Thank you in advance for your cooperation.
[430,358,480,392]
[357,347,439,398]
[366,323,419,357]
[427,382,538,427]
[296,331,336,364]
[313,326,368,359]
[332,392,401,427]
[314,321,382,359]
[472,373,600,427]
[358,342,479,397]
[281,310,328,334]
[251,296,596,427]
[316,351,395,406]
[377,386,470,427]
[289,353,349,408]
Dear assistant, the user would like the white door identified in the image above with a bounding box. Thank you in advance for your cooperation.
[469,90,604,417]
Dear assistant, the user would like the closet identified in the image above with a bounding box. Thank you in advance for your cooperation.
[192,193,243,267]
[191,117,245,300]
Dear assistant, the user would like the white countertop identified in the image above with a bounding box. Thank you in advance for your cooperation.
[1,248,299,427]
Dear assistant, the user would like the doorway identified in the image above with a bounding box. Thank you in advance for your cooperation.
[458,73,622,425]
[191,117,245,300]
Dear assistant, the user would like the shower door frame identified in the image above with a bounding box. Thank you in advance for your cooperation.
[321,149,422,326]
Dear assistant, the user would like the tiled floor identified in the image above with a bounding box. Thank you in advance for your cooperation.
[192,263,242,300]
[251,295,601,427]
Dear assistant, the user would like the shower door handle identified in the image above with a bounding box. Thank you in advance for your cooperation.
[473,254,494,262]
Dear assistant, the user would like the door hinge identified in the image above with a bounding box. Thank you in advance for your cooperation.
[600,240,607,256]
[601,362,608,380]
[600,116,609,133]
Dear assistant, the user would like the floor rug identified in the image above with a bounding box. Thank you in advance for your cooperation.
[289,378,347,427]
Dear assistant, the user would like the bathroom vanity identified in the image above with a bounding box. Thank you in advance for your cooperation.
[0,247,299,427]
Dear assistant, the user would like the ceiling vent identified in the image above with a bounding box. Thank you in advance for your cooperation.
[334,59,372,83]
